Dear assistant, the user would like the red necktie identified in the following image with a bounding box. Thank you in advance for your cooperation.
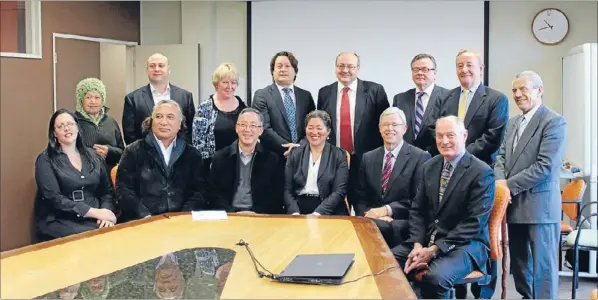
[381,152,392,194]
[340,87,353,153]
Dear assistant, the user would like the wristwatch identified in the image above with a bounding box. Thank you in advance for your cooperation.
[429,246,438,259]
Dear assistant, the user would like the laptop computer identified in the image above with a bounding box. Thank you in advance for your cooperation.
[275,253,355,285]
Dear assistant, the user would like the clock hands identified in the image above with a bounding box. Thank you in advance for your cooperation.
[543,20,553,29]
[537,26,550,31]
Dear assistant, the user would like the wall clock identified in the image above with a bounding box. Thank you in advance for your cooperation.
[532,8,569,45]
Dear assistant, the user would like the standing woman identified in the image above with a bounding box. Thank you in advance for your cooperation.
[75,78,125,175]
[284,110,350,215]
[192,63,247,167]
[35,109,117,240]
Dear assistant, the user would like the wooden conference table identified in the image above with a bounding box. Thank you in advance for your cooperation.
[1,213,415,299]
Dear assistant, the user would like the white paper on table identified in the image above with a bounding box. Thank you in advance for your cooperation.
[191,210,228,221]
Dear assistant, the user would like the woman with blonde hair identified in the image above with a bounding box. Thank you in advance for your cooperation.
[192,63,246,166]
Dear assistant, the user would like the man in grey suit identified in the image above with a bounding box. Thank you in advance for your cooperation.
[494,70,567,299]
[393,53,448,153]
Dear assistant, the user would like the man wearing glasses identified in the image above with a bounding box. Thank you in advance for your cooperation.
[317,52,389,212]
[208,108,285,214]
[393,53,449,154]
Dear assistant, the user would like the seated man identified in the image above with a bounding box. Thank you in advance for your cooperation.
[354,107,430,247]
[392,116,494,299]
[209,108,285,214]
[116,100,210,221]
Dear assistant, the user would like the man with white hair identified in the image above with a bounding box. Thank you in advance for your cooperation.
[354,107,430,247]
[494,70,566,299]
[393,116,494,299]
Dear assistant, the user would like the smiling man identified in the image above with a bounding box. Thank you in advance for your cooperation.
[431,49,508,167]
[123,53,195,145]
[116,100,210,221]
[354,107,430,247]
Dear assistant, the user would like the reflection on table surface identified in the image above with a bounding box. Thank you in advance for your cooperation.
[35,247,235,299]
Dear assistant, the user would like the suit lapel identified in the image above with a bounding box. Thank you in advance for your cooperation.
[403,89,416,138]
[143,84,156,115]
[464,85,486,128]
[294,88,305,131]
[504,118,518,172]
[300,144,311,184]
[354,80,366,138]
[509,105,546,169]
[429,158,442,213]
[269,84,291,128]
[422,86,441,126]
[388,144,410,188]
[436,153,470,216]
[317,143,330,181]
[327,83,338,133]
[371,148,384,198]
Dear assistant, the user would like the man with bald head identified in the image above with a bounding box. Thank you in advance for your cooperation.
[123,53,195,144]
[392,116,494,299]
[317,52,389,210]
[431,49,508,167]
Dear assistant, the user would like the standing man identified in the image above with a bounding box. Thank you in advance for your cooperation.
[393,53,448,153]
[317,52,389,209]
[432,49,508,167]
[252,51,315,156]
[122,53,195,145]
[494,71,566,299]
[392,116,494,299]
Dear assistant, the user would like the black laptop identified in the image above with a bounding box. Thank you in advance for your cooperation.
[275,253,355,285]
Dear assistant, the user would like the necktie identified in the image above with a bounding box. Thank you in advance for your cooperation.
[340,87,353,153]
[438,161,452,203]
[381,152,393,194]
[513,116,527,151]
[414,92,425,137]
[282,88,298,143]
[457,89,469,121]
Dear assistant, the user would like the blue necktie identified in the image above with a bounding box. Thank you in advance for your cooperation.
[414,92,425,137]
[282,88,298,143]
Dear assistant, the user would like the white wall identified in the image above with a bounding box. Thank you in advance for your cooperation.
[140,1,182,45]
[489,1,598,116]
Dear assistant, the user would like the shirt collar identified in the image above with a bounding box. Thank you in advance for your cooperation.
[417,83,435,95]
[338,79,358,93]
[276,83,294,93]
[150,83,171,95]
[522,104,541,121]
[461,81,481,94]
[238,144,255,158]
[153,133,176,150]
[444,151,465,170]
[384,140,403,158]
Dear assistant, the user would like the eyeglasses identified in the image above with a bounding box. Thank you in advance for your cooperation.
[411,67,436,74]
[336,64,358,71]
[379,122,404,128]
[55,122,77,131]
[237,123,262,130]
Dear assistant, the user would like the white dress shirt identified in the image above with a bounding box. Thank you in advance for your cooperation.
[335,80,358,146]
[299,152,321,195]
[383,142,403,215]
[461,81,481,113]
[154,134,176,165]
[514,104,540,149]
[150,83,171,104]
[415,83,436,113]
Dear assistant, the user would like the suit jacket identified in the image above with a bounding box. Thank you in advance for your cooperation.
[407,152,495,274]
[252,83,316,155]
[317,79,389,156]
[393,85,449,153]
[354,143,431,217]
[494,104,567,224]
[432,84,508,166]
[209,140,285,214]
[122,84,195,145]
[284,142,349,215]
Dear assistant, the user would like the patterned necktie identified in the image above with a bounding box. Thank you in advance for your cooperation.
[339,87,353,153]
[282,88,298,143]
[438,161,452,203]
[414,92,425,137]
[381,152,393,195]
[457,89,469,121]
[513,116,527,151]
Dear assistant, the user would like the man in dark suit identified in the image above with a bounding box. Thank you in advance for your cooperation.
[432,49,508,167]
[392,116,495,299]
[393,53,448,153]
[122,53,195,145]
[317,52,389,209]
[355,107,430,247]
[252,51,315,156]
[210,108,285,214]
[494,71,566,299]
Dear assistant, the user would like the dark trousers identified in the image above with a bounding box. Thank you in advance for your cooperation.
[392,243,475,299]
[508,223,560,299]
[370,218,408,248]
[38,218,98,240]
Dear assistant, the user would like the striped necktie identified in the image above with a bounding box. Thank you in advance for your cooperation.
[414,92,424,137]
[380,152,393,195]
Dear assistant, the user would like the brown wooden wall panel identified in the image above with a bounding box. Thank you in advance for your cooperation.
[0,1,19,53]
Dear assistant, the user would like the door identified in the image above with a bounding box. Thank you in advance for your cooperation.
[99,43,128,127]
[55,38,100,111]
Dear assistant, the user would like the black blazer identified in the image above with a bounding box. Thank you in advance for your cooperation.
[431,84,508,166]
[393,85,449,153]
[407,152,494,274]
[354,143,430,217]
[209,140,285,214]
[252,83,315,155]
[284,143,349,215]
[122,84,195,145]
[316,79,389,156]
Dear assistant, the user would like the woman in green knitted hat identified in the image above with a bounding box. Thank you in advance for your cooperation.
[75,78,125,177]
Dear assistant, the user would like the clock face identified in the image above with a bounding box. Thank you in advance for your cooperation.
[532,8,569,45]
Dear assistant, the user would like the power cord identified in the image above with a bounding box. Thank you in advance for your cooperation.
[235,239,399,284]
